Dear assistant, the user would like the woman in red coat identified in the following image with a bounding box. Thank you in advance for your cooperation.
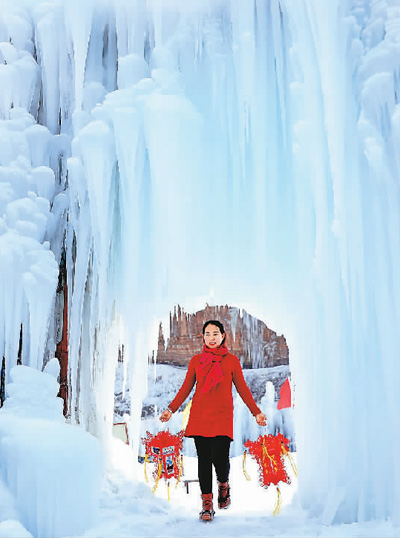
[160,320,267,521]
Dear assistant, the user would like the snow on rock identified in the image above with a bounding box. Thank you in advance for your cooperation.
[1,365,63,420]
[0,366,103,538]
[43,356,61,380]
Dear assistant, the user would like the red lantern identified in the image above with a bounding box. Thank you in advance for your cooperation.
[244,433,291,488]
[142,429,185,498]
[243,433,295,515]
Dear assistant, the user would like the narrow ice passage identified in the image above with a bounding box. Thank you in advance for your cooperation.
[1,0,400,534]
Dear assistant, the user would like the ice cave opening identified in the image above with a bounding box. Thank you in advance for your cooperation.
[1,0,400,529]
[113,303,295,460]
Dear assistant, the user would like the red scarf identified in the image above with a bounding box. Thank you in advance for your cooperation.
[199,344,228,393]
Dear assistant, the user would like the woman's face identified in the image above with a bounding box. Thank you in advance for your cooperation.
[203,324,225,348]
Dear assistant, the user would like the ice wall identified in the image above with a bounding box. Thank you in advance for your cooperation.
[1,0,400,526]
[0,2,70,387]
[0,365,103,538]
[283,1,400,524]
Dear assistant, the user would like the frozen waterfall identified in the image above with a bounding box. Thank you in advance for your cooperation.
[1,0,400,525]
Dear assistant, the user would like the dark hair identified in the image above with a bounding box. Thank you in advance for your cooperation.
[202,320,226,344]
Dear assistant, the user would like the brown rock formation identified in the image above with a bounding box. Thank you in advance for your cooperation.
[155,304,289,369]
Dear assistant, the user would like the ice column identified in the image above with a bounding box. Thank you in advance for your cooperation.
[0,5,60,381]
[283,0,400,523]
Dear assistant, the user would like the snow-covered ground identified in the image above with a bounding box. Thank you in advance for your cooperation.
[81,438,399,538]
[1,436,399,538]
[0,364,399,538]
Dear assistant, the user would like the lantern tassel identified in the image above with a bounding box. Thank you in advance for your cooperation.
[272,487,282,516]
[242,450,251,481]
[282,445,298,477]
[176,455,183,488]
[144,454,149,483]
[152,459,162,493]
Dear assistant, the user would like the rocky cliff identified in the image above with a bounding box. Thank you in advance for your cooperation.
[154,304,289,369]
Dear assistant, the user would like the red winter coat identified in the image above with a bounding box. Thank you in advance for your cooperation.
[168,352,261,440]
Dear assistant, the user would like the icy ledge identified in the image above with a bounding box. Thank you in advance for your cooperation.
[0,364,103,538]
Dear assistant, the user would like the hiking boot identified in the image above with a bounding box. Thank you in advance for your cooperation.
[217,480,231,509]
[199,493,215,521]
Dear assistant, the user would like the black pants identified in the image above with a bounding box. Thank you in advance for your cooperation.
[194,435,232,495]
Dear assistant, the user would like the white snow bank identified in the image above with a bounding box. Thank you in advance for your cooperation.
[0,519,33,538]
[0,366,104,538]
[1,364,63,421]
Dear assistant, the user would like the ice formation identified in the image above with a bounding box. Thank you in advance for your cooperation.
[0,0,399,527]
[0,366,103,537]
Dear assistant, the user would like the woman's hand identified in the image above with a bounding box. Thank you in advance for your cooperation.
[160,408,172,422]
[256,412,267,426]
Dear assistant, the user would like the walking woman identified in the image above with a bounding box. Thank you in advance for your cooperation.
[160,320,267,521]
